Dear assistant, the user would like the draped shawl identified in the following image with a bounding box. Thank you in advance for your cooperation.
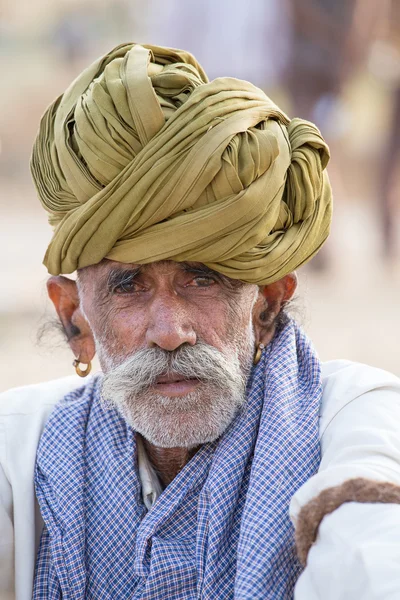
[31,43,332,284]
[33,319,322,599]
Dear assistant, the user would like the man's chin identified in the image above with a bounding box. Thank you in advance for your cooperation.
[132,417,231,449]
[113,388,245,448]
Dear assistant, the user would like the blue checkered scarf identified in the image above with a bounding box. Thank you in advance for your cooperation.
[33,319,321,599]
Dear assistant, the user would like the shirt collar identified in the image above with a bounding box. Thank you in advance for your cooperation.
[136,434,164,510]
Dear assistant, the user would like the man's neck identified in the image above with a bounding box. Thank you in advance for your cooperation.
[138,434,199,487]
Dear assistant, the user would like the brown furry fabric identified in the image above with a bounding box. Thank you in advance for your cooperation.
[295,478,400,566]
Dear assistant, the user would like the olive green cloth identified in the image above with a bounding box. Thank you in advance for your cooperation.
[31,43,332,284]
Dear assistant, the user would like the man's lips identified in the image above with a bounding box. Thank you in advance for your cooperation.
[152,374,200,397]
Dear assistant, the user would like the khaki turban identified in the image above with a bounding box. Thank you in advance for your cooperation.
[31,42,332,284]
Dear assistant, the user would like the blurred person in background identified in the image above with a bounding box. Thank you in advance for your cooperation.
[284,0,381,134]
[283,0,385,270]
[372,0,400,257]
[1,43,400,600]
[145,0,290,87]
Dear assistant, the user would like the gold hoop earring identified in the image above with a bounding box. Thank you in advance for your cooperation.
[73,358,92,378]
[253,343,265,366]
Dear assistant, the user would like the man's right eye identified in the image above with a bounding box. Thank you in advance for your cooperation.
[113,281,138,294]
[107,268,143,295]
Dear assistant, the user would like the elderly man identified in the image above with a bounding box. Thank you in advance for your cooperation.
[1,43,400,600]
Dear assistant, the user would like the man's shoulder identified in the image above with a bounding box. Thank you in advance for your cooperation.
[0,376,91,485]
[320,359,400,435]
[321,359,400,398]
[0,375,86,417]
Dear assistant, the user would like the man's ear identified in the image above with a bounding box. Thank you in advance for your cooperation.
[47,276,96,364]
[253,273,297,346]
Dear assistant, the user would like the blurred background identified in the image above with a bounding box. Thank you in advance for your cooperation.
[1,0,400,391]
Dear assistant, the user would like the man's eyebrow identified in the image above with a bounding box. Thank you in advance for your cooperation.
[180,263,220,277]
[106,267,142,289]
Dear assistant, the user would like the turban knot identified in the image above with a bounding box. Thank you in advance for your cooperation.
[31,43,332,284]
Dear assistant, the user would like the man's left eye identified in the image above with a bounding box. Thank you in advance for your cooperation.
[190,276,216,287]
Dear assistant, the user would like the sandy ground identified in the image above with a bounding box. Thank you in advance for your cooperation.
[1,183,399,393]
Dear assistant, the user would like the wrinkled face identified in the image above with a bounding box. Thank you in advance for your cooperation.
[77,260,258,447]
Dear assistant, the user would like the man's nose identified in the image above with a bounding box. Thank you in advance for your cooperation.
[145,294,196,351]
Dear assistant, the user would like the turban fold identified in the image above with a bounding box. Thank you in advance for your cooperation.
[31,43,332,284]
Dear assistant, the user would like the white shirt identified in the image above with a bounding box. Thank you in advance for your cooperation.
[1,360,400,599]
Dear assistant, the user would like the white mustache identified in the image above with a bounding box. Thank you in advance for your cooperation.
[102,342,246,397]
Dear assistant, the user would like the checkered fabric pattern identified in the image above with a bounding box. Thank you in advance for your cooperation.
[33,318,322,599]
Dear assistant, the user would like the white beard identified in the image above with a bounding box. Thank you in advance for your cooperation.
[100,325,255,448]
